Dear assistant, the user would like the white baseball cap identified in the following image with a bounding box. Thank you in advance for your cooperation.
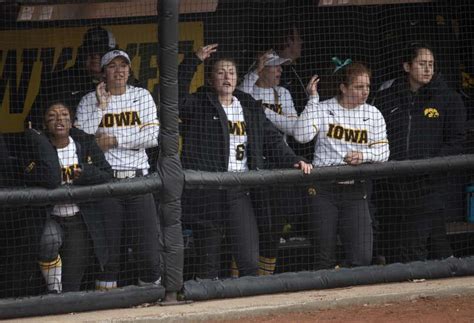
[100,49,131,68]
[264,52,291,67]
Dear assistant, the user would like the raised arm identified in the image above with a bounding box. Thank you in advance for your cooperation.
[178,44,218,105]
[75,92,104,135]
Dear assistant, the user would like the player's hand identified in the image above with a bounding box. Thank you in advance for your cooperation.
[344,151,364,165]
[96,133,117,152]
[72,166,82,180]
[294,160,313,174]
[196,44,218,61]
[256,49,274,74]
[96,81,111,110]
[306,75,320,97]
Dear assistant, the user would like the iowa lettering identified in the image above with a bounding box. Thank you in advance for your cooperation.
[327,124,368,144]
[228,121,247,136]
[99,111,142,128]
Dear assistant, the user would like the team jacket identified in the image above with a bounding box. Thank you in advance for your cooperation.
[373,74,466,161]
[22,127,113,269]
[179,86,304,172]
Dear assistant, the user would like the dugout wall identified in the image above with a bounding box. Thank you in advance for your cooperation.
[1,0,474,319]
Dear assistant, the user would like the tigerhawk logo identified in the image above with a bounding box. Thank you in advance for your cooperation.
[327,124,368,144]
[424,108,439,118]
[99,111,142,128]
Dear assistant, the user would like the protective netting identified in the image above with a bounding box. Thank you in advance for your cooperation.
[0,0,474,309]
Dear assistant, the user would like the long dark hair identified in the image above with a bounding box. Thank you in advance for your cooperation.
[402,42,435,65]
[205,56,238,86]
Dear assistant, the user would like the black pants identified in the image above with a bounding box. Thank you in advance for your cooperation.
[256,186,310,260]
[184,189,259,279]
[373,177,452,263]
[309,181,373,270]
[38,213,90,292]
[100,193,161,283]
[401,211,452,262]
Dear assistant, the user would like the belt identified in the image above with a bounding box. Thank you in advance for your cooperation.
[113,169,149,179]
[336,180,365,185]
[337,180,355,185]
[51,212,81,222]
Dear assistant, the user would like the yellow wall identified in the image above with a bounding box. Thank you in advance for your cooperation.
[0,21,203,133]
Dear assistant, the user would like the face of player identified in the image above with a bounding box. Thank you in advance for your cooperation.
[86,53,102,77]
[404,48,434,91]
[45,104,72,138]
[211,60,237,98]
[104,56,130,91]
[340,73,370,109]
[259,65,282,88]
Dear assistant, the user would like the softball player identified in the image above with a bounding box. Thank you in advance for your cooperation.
[75,49,161,289]
[238,51,320,275]
[239,50,319,137]
[293,62,389,269]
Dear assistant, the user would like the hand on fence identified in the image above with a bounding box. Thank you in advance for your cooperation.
[73,166,82,180]
[294,160,313,174]
[196,43,218,61]
[344,151,364,165]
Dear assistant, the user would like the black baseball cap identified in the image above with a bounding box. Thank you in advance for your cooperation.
[81,26,117,56]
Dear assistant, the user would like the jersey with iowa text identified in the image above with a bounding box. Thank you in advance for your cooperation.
[75,85,159,171]
[52,136,80,217]
[294,97,389,167]
[223,97,248,172]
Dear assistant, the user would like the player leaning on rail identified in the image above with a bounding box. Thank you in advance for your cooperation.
[179,52,312,279]
[293,59,389,270]
[22,102,112,293]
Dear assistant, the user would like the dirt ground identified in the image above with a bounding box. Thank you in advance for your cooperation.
[213,295,474,323]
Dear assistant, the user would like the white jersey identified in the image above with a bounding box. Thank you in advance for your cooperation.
[223,97,248,172]
[238,71,299,135]
[75,85,159,171]
[293,97,389,167]
[52,137,80,217]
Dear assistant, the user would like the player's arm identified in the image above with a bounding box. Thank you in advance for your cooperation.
[21,129,61,189]
[359,110,390,163]
[263,112,307,168]
[73,134,113,185]
[292,97,321,143]
[263,89,299,135]
[114,91,160,150]
[440,92,466,156]
[237,70,259,96]
[74,94,104,135]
